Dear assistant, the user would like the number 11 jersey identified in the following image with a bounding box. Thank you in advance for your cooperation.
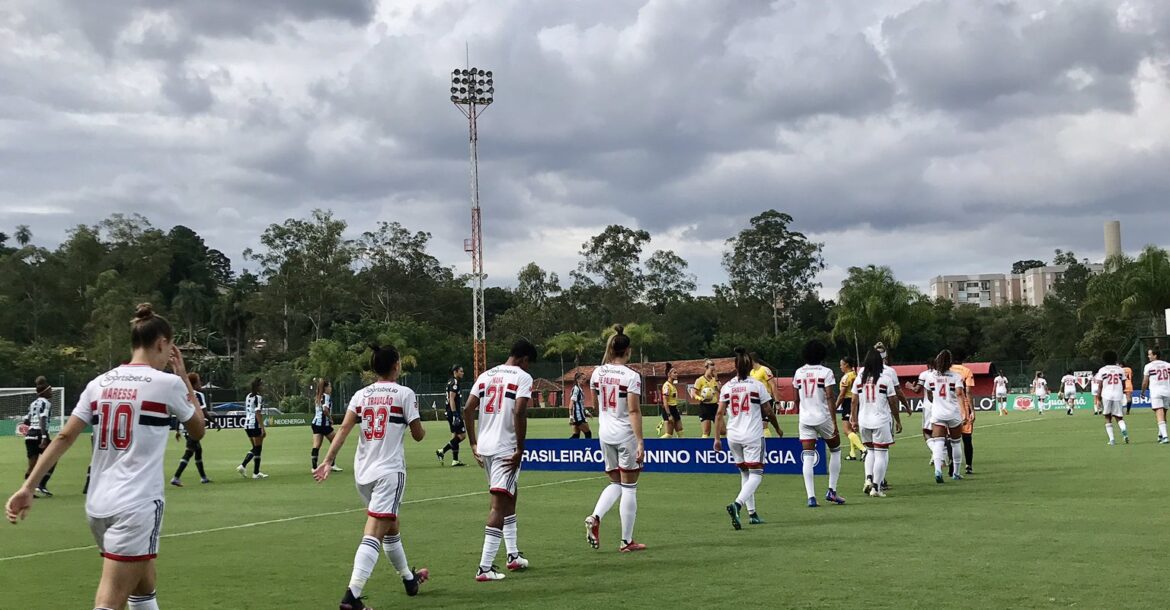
[347,381,420,485]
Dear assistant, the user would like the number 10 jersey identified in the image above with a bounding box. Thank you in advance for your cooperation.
[347,381,420,485]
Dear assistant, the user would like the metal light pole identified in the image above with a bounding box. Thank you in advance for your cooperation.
[450,65,494,376]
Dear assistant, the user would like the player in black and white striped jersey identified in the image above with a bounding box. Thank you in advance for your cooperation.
[23,376,55,497]
[237,378,268,479]
[171,373,212,486]
[311,379,343,473]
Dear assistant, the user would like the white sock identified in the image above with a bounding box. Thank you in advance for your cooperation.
[873,449,889,488]
[1118,419,1128,435]
[950,439,963,474]
[381,534,413,580]
[1106,423,1115,442]
[828,447,842,491]
[929,437,947,472]
[738,471,756,512]
[619,483,637,543]
[736,470,762,507]
[349,536,381,597]
[503,514,518,555]
[592,483,621,520]
[864,447,875,481]
[801,450,817,498]
[479,527,502,571]
[1159,421,1167,438]
[127,592,159,610]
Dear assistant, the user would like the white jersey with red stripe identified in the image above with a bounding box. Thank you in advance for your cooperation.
[918,369,936,408]
[1094,365,1127,402]
[590,363,642,445]
[994,375,1008,396]
[852,370,895,430]
[792,364,835,427]
[71,364,195,518]
[1061,375,1077,394]
[927,370,964,421]
[1145,360,1170,397]
[347,381,419,485]
[719,377,772,445]
[471,365,533,456]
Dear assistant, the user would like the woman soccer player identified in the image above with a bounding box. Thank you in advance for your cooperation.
[994,370,1009,415]
[1032,372,1049,415]
[926,350,970,483]
[903,360,938,466]
[691,360,720,438]
[1060,370,1078,416]
[569,373,592,439]
[310,380,342,473]
[171,373,212,486]
[1143,349,1170,443]
[659,363,683,438]
[1094,350,1130,445]
[237,378,268,479]
[584,326,647,553]
[314,345,429,609]
[792,340,844,507]
[835,357,865,461]
[23,376,55,497]
[7,303,204,610]
[850,349,901,498]
[715,347,782,528]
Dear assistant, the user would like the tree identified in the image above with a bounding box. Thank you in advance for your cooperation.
[602,322,663,364]
[831,265,918,350]
[355,221,458,324]
[1120,246,1170,332]
[576,225,651,318]
[171,280,210,341]
[303,339,361,383]
[544,331,594,370]
[721,210,825,336]
[1011,259,1046,275]
[14,225,31,247]
[644,250,696,311]
[515,263,561,308]
[86,270,135,369]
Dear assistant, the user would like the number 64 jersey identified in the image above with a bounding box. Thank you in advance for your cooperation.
[347,381,421,486]
[72,364,196,518]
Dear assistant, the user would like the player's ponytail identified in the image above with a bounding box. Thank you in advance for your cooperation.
[603,325,631,364]
[315,378,329,405]
[935,350,953,375]
[370,343,401,377]
[129,302,174,349]
[733,347,752,380]
[249,377,263,395]
[861,349,884,385]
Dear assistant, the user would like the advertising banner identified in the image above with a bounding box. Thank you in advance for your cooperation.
[1005,392,1094,411]
[521,437,825,475]
[266,414,311,427]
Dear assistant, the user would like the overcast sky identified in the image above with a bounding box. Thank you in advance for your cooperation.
[3,0,1168,297]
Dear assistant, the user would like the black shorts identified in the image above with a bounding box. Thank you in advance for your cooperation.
[699,403,718,422]
[570,406,588,425]
[246,428,263,438]
[448,417,466,435]
[25,436,45,458]
[184,437,202,452]
[839,398,853,421]
[311,424,334,436]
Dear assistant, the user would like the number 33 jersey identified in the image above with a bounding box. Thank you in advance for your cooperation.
[347,381,420,485]
[73,364,196,518]
[590,364,643,445]
[472,365,534,457]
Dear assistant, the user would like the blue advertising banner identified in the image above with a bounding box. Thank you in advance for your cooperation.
[521,438,826,475]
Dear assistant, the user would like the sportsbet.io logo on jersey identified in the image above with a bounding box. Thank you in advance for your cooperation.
[521,438,825,476]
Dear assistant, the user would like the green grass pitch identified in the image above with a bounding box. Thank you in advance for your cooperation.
[2,412,1167,609]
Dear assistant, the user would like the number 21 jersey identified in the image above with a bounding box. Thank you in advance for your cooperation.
[472,365,533,457]
[347,381,420,485]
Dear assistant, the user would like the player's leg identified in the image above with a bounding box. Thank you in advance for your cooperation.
[1105,413,1116,444]
[824,424,845,504]
[1117,414,1129,443]
[861,429,876,493]
[948,427,964,480]
[252,437,265,476]
[171,443,196,486]
[586,463,622,550]
[799,431,819,507]
[962,433,973,474]
[1155,404,1168,442]
[672,409,684,437]
[450,432,466,466]
[928,425,948,483]
[580,421,592,439]
[311,432,324,470]
[618,461,644,551]
[95,558,154,610]
[238,433,255,477]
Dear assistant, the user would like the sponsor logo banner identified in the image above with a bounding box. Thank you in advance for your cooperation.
[521,438,825,475]
[266,414,311,427]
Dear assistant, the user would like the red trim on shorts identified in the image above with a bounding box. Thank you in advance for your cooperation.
[737,461,764,469]
[871,442,894,448]
[617,467,642,473]
[489,487,515,498]
[367,511,397,519]
[101,552,156,562]
[141,400,167,414]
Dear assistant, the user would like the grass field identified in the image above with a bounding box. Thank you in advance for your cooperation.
[2,412,1168,609]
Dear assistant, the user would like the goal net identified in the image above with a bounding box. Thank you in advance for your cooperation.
[0,387,66,437]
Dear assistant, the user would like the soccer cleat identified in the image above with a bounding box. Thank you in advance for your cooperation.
[872,488,886,497]
[201,478,213,484]
[727,502,743,530]
[435,450,445,466]
[476,565,506,582]
[403,567,429,596]
[170,478,183,487]
[1124,436,1130,444]
[1107,440,1116,446]
[825,489,846,505]
[807,497,819,508]
[585,515,600,549]
[237,465,247,478]
[655,422,663,435]
[330,465,343,472]
[844,455,858,461]
[935,470,944,484]
[860,450,868,463]
[862,479,874,495]
[1067,409,1073,416]
[659,434,672,439]
[507,552,529,571]
[880,480,890,491]
[749,513,765,525]
[253,472,269,479]
[339,588,369,610]
[452,461,467,467]
[951,474,963,481]
[964,466,973,475]
[619,540,647,552]
[35,488,52,498]
[1160,437,1170,445]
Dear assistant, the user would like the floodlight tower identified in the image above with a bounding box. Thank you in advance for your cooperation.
[450,65,494,376]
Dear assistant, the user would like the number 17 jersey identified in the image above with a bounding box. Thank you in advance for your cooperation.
[591,364,643,445]
[471,365,533,457]
[347,381,420,485]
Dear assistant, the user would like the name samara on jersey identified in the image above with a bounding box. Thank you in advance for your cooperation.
[72,365,195,518]
[1145,360,1170,397]
[471,365,533,456]
[590,364,643,445]
[347,381,420,485]
[719,377,772,444]
[1094,365,1127,402]
[792,364,835,426]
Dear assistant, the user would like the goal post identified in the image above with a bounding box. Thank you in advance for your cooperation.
[0,387,66,437]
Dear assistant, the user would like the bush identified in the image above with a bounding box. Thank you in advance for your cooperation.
[280,394,313,414]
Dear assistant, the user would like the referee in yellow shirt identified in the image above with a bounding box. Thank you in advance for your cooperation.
[750,353,777,438]
[691,360,721,438]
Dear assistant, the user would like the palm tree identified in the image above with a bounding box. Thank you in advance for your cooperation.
[544,331,595,379]
[1121,246,1170,334]
[172,280,210,341]
[14,225,31,247]
[601,323,663,364]
[831,265,917,349]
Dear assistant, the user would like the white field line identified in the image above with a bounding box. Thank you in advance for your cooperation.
[893,415,1045,439]
[0,475,604,563]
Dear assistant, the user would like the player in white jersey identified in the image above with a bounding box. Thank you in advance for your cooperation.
[904,362,941,471]
[310,379,343,473]
[850,349,901,498]
[1060,370,1078,416]
[792,340,845,507]
[1094,350,1130,445]
[1091,377,1102,415]
[23,376,56,497]
[1143,349,1170,443]
[715,348,783,529]
[171,373,212,486]
[465,339,538,581]
[1032,372,1049,414]
[994,372,1009,415]
[925,350,970,484]
[585,325,648,553]
[314,344,429,609]
[7,304,204,610]
[236,378,269,479]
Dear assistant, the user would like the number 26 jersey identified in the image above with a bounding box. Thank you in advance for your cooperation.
[590,364,643,446]
[347,381,419,485]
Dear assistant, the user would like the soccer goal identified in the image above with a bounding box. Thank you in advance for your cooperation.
[0,387,66,437]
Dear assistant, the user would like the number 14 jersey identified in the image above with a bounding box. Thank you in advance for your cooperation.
[590,364,643,445]
[472,365,534,457]
[347,381,420,485]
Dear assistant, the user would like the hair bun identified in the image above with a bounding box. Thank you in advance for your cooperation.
[733,346,746,355]
[134,303,155,320]
[613,324,625,336]
[369,343,381,352]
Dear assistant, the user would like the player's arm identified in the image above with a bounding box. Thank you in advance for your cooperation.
[887,395,902,433]
[315,409,358,481]
[825,384,837,418]
[628,391,643,462]
[447,387,457,414]
[6,415,87,523]
[712,398,727,451]
[409,419,425,442]
[506,396,529,470]
[463,394,482,466]
[894,384,911,413]
[37,405,50,447]
[959,386,971,423]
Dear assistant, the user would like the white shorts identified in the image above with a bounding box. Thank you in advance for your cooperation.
[931,410,963,430]
[88,499,165,562]
[357,472,405,518]
[860,426,895,447]
[995,392,1007,400]
[921,404,933,431]
[1063,391,1076,400]
[601,438,641,473]
[1152,395,1170,410]
[1101,399,1125,418]
[482,453,521,497]
[729,439,764,470]
[798,419,836,441]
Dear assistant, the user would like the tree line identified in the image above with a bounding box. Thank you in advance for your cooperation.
[1,212,1167,410]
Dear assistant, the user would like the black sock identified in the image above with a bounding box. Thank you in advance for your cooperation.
[254,457,262,475]
[174,460,189,479]
[962,434,973,467]
[571,432,580,439]
[242,451,254,467]
[452,442,460,461]
[38,465,54,489]
[585,430,592,439]
[311,447,320,469]
[441,443,452,455]
[195,460,207,479]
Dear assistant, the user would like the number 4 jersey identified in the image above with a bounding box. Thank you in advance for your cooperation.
[347,381,420,485]
[72,364,196,518]
[472,365,534,457]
